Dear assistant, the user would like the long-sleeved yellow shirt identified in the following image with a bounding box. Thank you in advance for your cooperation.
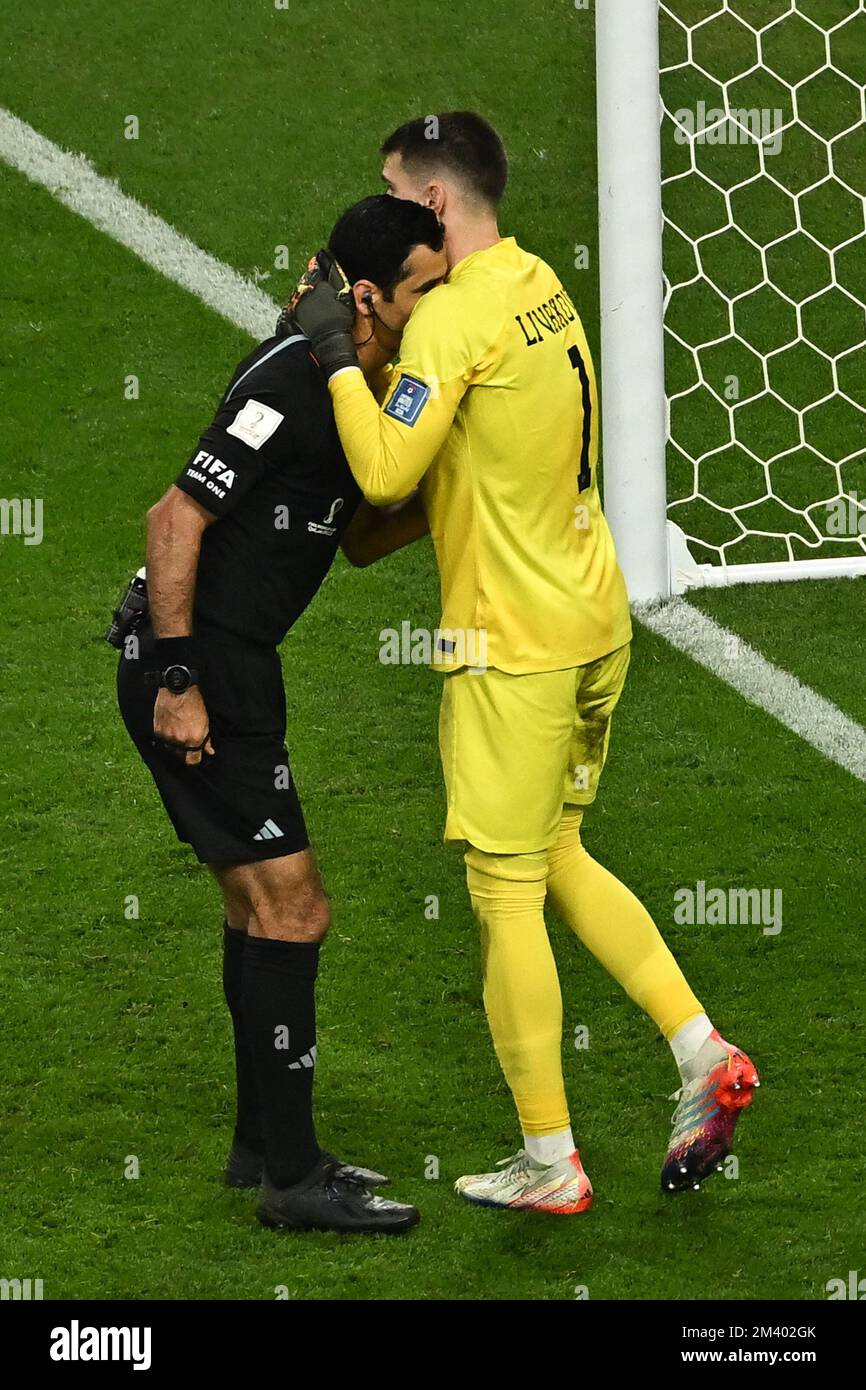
[329,236,631,673]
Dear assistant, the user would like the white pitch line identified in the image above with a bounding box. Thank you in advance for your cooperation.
[0,106,278,339]
[3,108,865,783]
[638,597,866,782]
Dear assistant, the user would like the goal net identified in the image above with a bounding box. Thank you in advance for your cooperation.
[596,0,866,599]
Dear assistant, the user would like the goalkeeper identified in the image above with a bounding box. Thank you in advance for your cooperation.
[292,112,759,1213]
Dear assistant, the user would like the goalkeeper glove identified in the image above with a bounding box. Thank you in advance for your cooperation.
[283,249,358,378]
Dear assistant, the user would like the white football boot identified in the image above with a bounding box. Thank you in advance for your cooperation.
[455,1147,593,1214]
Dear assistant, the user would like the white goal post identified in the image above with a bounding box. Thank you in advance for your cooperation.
[596,0,866,601]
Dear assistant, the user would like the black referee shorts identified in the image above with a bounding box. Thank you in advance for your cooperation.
[117,621,309,865]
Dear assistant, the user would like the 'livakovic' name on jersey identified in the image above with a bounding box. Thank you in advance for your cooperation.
[328,237,632,674]
[514,289,577,346]
[174,333,361,647]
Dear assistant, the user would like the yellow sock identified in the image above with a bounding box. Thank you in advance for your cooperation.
[465,846,571,1137]
[547,808,703,1039]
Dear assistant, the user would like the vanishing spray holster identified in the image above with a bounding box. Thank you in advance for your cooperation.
[104,567,149,649]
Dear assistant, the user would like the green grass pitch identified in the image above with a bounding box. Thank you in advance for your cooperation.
[1,0,865,1299]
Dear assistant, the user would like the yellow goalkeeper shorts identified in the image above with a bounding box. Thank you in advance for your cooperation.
[438,642,631,854]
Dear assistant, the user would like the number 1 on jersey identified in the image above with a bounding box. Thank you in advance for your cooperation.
[568,344,592,493]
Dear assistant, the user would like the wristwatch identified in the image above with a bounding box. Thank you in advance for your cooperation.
[160,663,199,695]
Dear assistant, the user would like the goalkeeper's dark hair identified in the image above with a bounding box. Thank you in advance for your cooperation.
[381,112,508,210]
[327,195,445,301]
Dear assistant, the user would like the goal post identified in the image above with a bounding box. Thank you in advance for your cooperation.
[596,0,866,601]
[595,0,670,603]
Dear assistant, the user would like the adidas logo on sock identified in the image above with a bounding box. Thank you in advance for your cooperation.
[287,1045,317,1071]
[253,819,284,841]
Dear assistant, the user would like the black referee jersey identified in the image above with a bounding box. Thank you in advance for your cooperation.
[176,329,362,645]
[116,328,362,864]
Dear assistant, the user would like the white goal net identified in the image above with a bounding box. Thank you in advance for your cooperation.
[659,0,866,587]
[595,0,866,599]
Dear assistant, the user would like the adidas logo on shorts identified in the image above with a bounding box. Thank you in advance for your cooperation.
[253,819,284,841]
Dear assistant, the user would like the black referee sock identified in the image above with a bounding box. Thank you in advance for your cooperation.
[241,935,322,1188]
[222,923,264,1153]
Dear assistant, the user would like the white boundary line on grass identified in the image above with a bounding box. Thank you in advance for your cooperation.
[640,599,866,783]
[4,107,866,785]
[0,106,278,339]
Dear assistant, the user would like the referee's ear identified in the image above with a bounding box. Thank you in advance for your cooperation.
[352,280,377,317]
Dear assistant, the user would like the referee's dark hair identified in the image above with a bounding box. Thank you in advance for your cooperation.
[327,195,444,301]
[381,112,508,210]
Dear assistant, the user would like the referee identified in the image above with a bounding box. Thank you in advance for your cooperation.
[116,195,445,1234]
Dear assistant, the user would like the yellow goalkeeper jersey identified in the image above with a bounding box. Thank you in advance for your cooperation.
[329,235,632,673]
